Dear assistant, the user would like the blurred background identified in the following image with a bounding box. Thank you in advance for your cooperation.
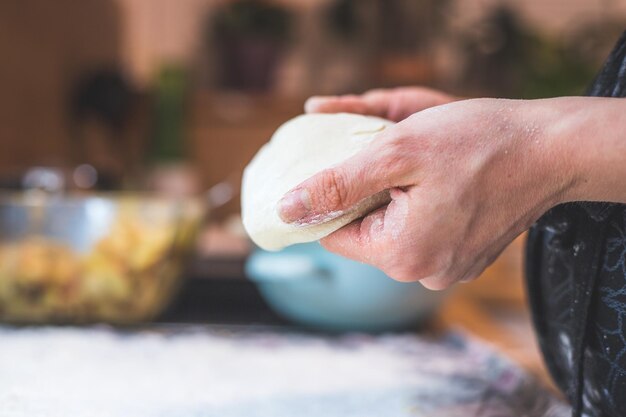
[0,0,625,390]
[2,0,625,190]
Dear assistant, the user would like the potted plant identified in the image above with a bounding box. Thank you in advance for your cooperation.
[210,0,293,91]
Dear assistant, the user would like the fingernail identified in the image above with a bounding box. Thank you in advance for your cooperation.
[304,96,329,113]
[277,188,312,223]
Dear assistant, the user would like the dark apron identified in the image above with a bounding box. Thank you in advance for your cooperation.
[526,31,626,417]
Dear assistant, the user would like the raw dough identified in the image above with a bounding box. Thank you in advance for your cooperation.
[242,113,394,251]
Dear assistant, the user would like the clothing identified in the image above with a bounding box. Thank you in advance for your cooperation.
[526,31,626,417]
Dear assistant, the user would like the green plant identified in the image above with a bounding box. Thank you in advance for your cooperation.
[519,34,597,99]
[148,64,188,163]
[461,6,600,98]
[212,0,292,42]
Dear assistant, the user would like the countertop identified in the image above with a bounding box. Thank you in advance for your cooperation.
[164,233,556,393]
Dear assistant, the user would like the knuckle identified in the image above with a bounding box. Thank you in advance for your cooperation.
[384,252,457,286]
[385,258,435,283]
[317,169,350,210]
[421,260,465,289]
[387,267,419,283]
[381,126,420,158]
[372,138,408,180]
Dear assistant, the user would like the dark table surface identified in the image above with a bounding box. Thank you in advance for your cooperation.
[158,255,288,326]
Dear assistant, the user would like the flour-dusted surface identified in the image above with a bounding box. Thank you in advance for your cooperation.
[242,113,394,251]
[0,325,568,417]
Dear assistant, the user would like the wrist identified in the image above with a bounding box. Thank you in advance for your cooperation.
[547,97,626,204]
[534,97,587,205]
[510,98,583,210]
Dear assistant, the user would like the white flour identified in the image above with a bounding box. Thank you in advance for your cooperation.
[0,326,568,417]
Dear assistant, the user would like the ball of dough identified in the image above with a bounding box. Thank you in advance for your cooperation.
[241,113,394,251]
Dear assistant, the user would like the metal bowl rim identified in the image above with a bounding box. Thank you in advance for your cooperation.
[0,190,203,208]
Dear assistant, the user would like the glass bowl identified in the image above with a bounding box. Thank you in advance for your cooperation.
[0,192,204,324]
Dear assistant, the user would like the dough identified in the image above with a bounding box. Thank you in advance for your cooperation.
[242,113,394,251]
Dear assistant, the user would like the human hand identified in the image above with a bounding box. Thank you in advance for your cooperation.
[277,97,591,289]
[305,87,458,122]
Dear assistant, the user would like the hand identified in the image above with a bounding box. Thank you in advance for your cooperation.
[305,87,458,122]
[277,97,600,290]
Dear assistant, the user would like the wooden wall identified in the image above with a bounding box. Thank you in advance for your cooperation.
[0,0,123,173]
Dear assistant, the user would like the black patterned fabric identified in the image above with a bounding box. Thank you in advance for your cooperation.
[526,32,626,417]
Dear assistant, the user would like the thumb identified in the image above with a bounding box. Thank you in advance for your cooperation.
[277,140,407,224]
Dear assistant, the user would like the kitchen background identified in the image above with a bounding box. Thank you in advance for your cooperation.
[2,0,624,190]
[0,0,625,403]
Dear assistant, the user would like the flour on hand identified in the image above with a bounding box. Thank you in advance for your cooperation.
[242,113,394,251]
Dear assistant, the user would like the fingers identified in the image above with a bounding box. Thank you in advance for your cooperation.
[276,127,412,224]
[276,116,419,224]
[277,159,388,224]
[320,187,423,281]
[305,87,458,122]
[320,205,388,264]
[304,92,391,118]
[321,187,469,290]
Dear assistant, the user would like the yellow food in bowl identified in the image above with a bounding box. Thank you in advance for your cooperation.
[0,203,201,324]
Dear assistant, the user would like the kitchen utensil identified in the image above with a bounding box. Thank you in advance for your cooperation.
[246,242,447,332]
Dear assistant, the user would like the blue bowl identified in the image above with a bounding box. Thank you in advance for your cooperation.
[246,242,446,332]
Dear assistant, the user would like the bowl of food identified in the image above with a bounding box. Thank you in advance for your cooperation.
[0,192,204,324]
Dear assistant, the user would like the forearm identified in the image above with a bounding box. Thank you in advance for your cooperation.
[541,97,626,204]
